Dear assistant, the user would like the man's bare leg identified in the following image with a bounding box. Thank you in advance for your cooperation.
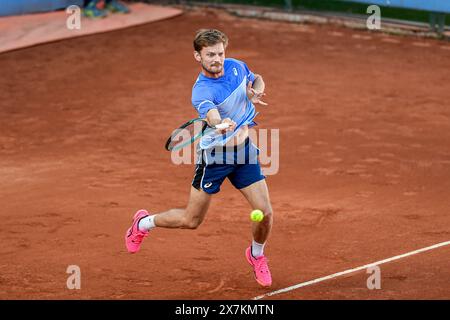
[153,186,212,229]
[239,179,273,244]
[126,186,211,253]
[239,178,273,287]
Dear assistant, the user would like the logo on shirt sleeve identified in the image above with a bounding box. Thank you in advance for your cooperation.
[233,68,238,76]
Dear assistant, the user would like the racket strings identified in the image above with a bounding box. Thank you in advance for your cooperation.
[167,121,208,151]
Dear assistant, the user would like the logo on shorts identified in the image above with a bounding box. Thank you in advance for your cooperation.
[204,182,213,188]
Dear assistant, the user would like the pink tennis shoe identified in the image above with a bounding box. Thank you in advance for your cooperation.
[125,209,150,253]
[245,247,272,287]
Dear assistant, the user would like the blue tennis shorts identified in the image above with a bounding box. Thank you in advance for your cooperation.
[192,138,265,194]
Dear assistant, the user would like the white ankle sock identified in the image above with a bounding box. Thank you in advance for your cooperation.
[251,240,265,258]
[138,215,156,232]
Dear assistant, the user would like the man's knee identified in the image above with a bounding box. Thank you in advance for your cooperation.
[183,216,203,229]
[261,207,273,222]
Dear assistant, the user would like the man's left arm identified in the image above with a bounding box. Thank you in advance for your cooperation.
[247,74,267,105]
[252,74,265,94]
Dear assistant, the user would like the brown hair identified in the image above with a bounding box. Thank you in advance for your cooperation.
[193,29,228,52]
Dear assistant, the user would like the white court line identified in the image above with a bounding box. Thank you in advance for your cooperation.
[253,240,450,300]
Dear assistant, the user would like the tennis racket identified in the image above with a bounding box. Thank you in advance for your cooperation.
[165,118,230,151]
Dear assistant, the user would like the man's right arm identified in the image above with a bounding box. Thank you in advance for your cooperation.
[206,109,236,133]
[206,108,221,127]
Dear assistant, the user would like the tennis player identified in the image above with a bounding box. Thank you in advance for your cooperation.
[125,29,273,287]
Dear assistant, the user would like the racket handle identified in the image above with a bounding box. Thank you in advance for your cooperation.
[214,123,230,130]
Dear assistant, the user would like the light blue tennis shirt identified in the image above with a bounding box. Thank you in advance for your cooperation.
[191,58,258,150]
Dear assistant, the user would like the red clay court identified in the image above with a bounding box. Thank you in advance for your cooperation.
[0,6,449,299]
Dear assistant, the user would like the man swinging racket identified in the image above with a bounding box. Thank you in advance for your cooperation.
[125,29,273,287]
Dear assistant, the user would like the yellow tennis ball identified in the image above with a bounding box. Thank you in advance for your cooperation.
[250,209,264,222]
